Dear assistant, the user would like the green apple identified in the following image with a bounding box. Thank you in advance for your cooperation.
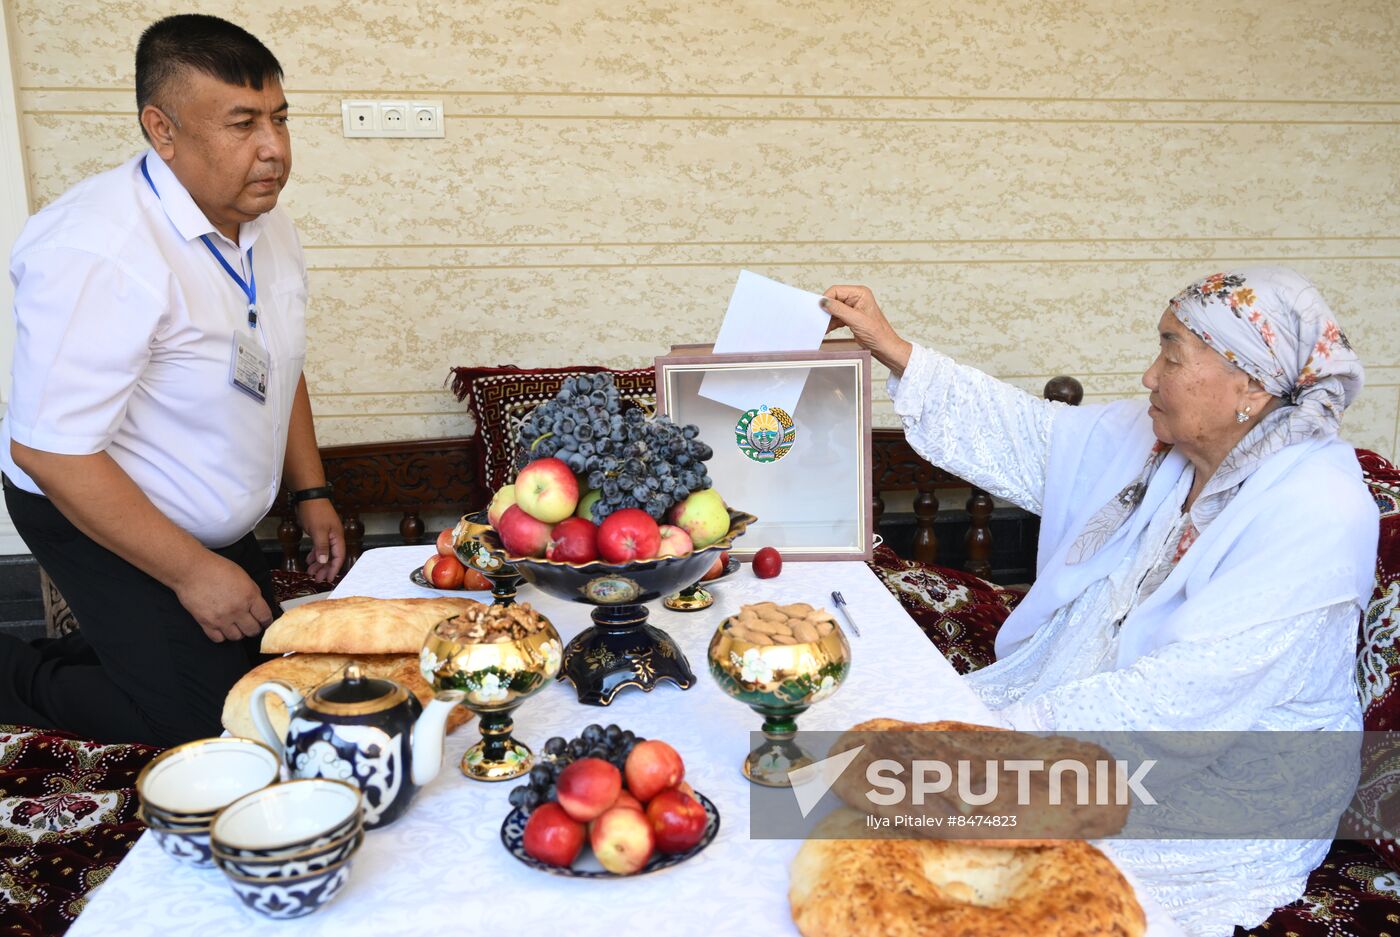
[576,489,602,521]
[668,488,729,549]
[487,484,517,527]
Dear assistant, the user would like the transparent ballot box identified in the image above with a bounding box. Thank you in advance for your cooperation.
[655,343,873,561]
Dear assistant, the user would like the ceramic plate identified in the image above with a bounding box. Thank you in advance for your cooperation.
[501,792,720,878]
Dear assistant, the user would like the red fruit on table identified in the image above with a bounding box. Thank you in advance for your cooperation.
[646,788,708,854]
[461,566,492,591]
[624,739,685,803]
[497,504,553,558]
[654,524,693,558]
[436,527,455,557]
[700,550,730,581]
[612,790,645,813]
[556,758,623,822]
[515,457,580,523]
[752,546,783,579]
[425,553,465,589]
[597,509,661,564]
[590,805,655,875]
[522,802,586,868]
[547,517,599,564]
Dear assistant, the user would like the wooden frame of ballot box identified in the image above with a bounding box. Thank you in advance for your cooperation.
[655,342,874,562]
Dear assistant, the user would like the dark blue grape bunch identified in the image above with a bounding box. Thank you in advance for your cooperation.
[507,724,644,815]
[514,372,715,525]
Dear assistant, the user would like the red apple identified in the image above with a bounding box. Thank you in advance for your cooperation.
[655,525,693,559]
[596,509,661,564]
[700,550,730,582]
[613,790,645,813]
[547,517,599,564]
[556,758,622,823]
[426,553,465,589]
[497,504,553,558]
[487,484,517,528]
[522,802,586,868]
[461,566,492,591]
[436,528,455,557]
[624,739,685,803]
[515,458,580,523]
[590,805,655,875]
[645,788,708,854]
[753,546,783,579]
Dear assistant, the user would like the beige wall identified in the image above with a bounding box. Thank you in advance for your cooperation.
[9,0,1399,460]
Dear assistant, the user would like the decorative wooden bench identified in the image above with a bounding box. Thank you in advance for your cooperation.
[269,378,1083,579]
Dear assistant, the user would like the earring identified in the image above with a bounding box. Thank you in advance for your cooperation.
[1235,406,1251,424]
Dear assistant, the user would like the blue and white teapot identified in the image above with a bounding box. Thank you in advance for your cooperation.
[250,663,465,829]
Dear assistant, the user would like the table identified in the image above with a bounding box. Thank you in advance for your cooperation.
[69,547,1185,936]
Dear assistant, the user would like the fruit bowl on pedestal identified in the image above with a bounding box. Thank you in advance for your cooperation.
[474,509,756,706]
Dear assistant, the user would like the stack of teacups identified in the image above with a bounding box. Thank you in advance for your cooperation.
[210,778,365,920]
[135,737,282,869]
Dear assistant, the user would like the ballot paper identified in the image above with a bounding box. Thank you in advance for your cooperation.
[697,270,831,415]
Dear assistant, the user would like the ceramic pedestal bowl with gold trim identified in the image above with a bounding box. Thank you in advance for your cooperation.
[475,509,756,707]
[708,619,851,787]
[420,610,563,781]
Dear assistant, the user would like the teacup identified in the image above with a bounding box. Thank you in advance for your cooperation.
[216,852,357,920]
[211,778,362,860]
[136,737,280,819]
[214,829,363,880]
[138,808,214,869]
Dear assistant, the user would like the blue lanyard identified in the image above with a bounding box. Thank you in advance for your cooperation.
[140,156,258,329]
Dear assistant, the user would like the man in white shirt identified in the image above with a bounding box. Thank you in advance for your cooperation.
[0,15,343,745]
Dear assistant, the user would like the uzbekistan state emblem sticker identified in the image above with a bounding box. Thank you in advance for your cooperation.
[735,405,796,463]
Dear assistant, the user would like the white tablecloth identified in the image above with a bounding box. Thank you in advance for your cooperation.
[69,547,1185,936]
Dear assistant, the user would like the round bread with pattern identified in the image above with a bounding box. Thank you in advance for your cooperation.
[790,808,1145,937]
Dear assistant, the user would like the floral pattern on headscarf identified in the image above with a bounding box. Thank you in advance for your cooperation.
[1067,266,1365,566]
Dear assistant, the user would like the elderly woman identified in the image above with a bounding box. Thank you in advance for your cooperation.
[822,267,1377,936]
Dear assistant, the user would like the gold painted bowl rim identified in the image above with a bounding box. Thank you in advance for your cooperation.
[476,508,756,571]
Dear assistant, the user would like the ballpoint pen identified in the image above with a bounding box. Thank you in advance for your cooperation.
[830,590,862,638]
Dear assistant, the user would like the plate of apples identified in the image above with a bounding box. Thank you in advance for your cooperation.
[414,527,494,592]
[501,726,719,877]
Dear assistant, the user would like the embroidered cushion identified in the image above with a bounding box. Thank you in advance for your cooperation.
[1344,449,1400,873]
[865,544,1020,675]
[448,365,656,496]
[1240,839,1400,936]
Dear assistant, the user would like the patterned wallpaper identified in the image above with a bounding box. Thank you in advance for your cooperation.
[9,0,1399,459]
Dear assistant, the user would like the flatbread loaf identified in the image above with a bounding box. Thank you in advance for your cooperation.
[260,596,485,655]
[222,653,473,741]
[829,718,1128,846]
[790,808,1145,937]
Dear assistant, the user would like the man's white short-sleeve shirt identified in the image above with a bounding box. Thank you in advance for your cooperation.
[0,150,308,546]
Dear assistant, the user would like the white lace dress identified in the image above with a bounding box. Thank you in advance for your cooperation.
[888,343,1362,936]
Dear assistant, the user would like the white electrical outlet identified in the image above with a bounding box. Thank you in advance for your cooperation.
[341,99,444,139]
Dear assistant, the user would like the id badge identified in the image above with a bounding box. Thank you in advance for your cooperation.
[230,331,270,404]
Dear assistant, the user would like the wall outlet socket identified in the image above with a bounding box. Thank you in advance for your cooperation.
[341,100,444,139]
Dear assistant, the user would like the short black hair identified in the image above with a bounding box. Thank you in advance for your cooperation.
[135,14,283,138]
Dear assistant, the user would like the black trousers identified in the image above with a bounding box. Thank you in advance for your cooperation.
[0,480,278,746]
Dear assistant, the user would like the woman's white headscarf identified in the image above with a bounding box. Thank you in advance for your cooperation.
[1067,266,1365,564]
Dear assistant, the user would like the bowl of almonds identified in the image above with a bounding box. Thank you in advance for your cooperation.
[706,602,851,787]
